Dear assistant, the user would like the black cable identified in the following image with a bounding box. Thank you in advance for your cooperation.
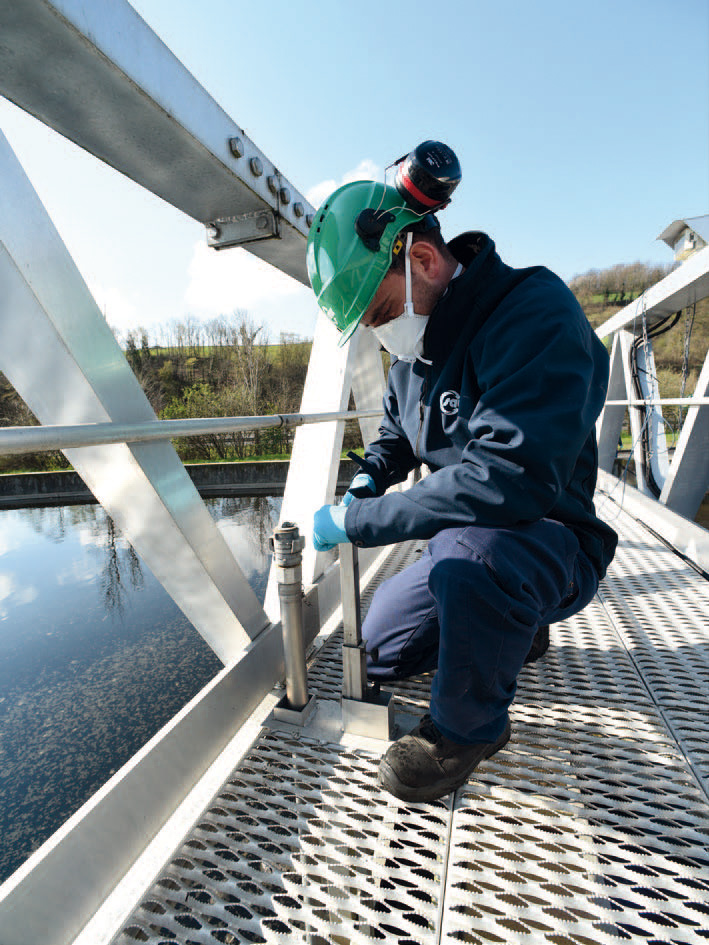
[679,302,697,425]
[630,310,682,497]
[646,309,683,341]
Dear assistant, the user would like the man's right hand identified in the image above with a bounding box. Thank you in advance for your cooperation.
[342,472,376,506]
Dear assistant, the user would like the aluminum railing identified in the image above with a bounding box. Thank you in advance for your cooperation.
[0,408,382,455]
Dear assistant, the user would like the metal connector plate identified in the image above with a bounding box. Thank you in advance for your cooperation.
[206,209,279,249]
[342,689,395,740]
[271,691,317,727]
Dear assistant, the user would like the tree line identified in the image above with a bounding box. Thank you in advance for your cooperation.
[119,313,317,463]
[569,261,676,305]
[0,311,362,472]
[1,262,706,473]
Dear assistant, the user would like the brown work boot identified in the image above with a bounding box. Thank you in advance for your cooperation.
[378,714,511,803]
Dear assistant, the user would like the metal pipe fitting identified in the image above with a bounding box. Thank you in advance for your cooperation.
[270,522,308,710]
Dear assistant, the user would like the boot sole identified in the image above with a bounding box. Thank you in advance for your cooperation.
[377,723,512,804]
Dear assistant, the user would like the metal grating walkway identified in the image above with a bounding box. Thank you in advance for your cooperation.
[113,504,709,945]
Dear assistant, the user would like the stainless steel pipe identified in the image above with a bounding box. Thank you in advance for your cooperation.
[270,522,308,710]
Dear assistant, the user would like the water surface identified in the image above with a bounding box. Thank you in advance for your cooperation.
[0,496,280,882]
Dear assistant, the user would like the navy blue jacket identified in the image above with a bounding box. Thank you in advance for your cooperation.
[344,233,618,579]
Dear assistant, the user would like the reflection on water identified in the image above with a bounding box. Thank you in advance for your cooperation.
[0,496,281,883]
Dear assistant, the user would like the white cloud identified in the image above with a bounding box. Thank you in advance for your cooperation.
[0,574,14,602]
[16,586,38,606]
[87,280,142,337]
[305,159,381,210]
[183,240,318,339]
[186,241,306,313]
[342,158,381,184]
[0,573,15,619]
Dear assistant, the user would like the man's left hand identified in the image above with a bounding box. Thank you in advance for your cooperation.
[342,472,376,505]
[313,504,349,552]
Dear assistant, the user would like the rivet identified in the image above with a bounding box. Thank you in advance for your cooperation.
[293,202,304,218]
[306,213,314,227]
[250,157,263,177]
[279,187,291,205]
[267,175,279,195]
[228,136,244,159]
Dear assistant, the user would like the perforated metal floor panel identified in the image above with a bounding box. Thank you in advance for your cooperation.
[114,508,709,945]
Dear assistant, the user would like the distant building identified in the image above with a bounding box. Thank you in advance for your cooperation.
[658,215,709,261]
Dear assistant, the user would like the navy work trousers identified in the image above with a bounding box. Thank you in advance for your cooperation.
[362,519,599,744]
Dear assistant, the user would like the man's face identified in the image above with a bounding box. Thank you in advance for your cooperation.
[361,240,451,331]
[361,271,406,329]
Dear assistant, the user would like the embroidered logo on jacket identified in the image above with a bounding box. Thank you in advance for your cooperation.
[440,390,460,416]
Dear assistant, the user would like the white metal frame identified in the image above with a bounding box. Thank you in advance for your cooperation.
[0,127,388,945]
[0,131,272,662]
[264,317,387,621]
[0,0,312,283]
[595,246,709,520]
[596,468,709,573]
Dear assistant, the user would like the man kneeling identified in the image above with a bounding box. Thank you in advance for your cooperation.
[307,146,617,802]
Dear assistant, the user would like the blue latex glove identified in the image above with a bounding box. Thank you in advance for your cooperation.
[342,472,376,506]
[313,503,349,551]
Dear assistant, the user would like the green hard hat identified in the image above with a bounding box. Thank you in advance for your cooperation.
[306,181,424,345]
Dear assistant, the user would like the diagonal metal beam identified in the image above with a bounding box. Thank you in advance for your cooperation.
[0,129,269,663]
[659,347,709,519]
[263,313,359,624]
[596,332,627,473]
[0,0,313,283]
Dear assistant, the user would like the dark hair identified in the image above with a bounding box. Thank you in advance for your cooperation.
[388,223,448,273]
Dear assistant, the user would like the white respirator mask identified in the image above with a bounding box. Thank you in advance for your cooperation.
[372,233,432,364]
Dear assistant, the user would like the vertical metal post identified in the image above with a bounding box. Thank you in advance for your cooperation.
[339,544,395,739]
[339,543,368,700]
[270,523,316,725]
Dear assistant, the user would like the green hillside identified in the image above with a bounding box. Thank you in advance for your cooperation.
[1,262,706,473]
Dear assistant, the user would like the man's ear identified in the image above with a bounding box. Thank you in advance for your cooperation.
[409,240,440,281]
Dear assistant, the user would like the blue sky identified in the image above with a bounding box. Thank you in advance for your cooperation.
[1,0,707,341]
